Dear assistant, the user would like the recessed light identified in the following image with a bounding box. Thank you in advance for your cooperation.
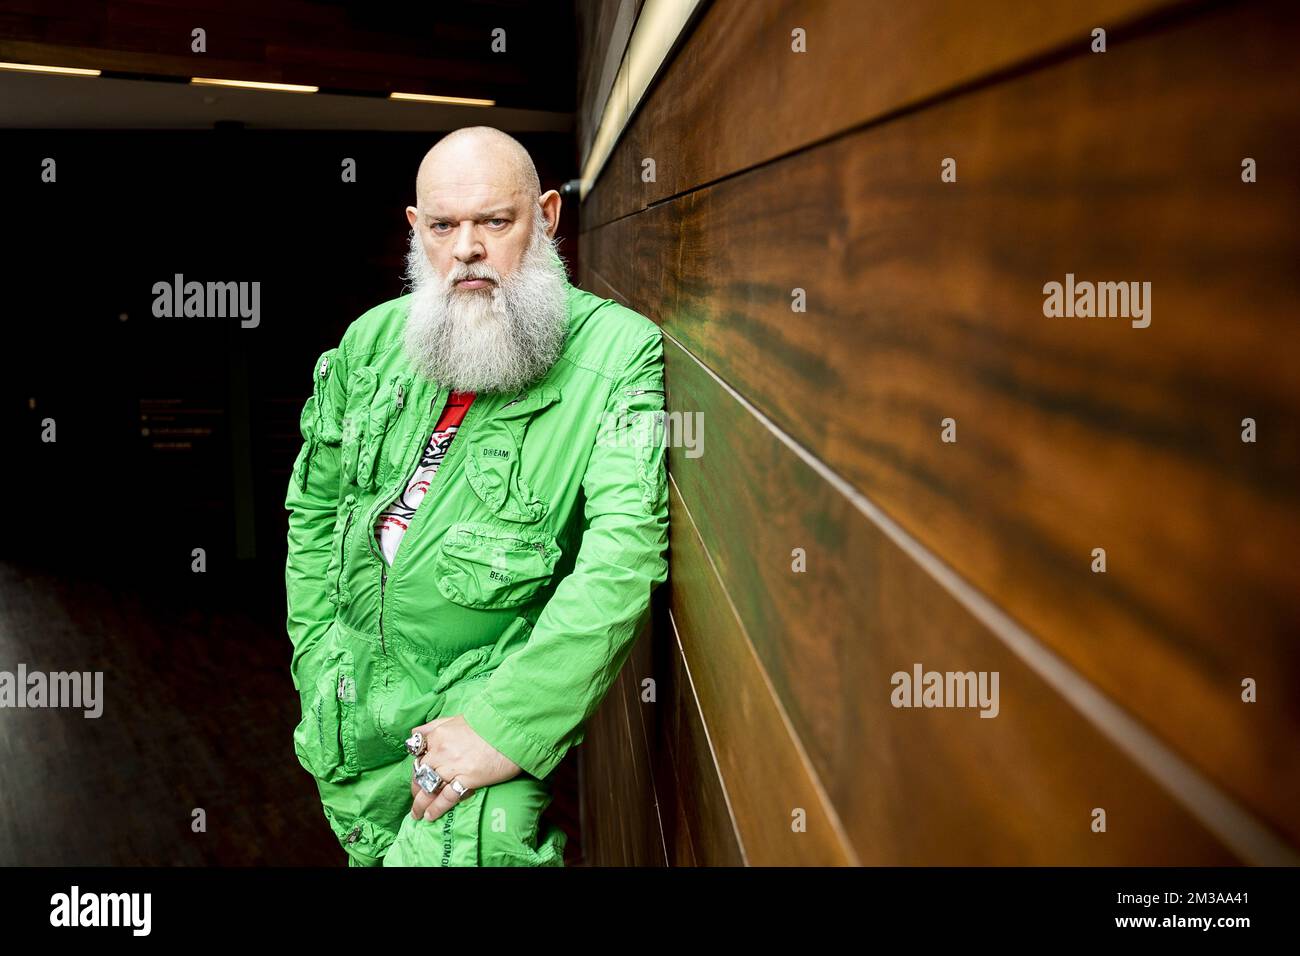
[190,78,318,93]
[389,92,494,107]
[0,61,100,76]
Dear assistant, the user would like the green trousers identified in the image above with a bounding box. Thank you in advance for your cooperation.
[295,621,568,867]
[320,755,567,867]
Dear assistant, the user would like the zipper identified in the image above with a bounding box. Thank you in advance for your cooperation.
[363,386,450,676]
[336,506,356,599]
[624,388,664,397]
[334,671,353,772]
[365,390,446,565]
[300,356,334,491]
[378,388,484,576]
[379,564,388,678]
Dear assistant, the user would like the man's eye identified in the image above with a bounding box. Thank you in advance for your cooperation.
[430,222,451,232]
[486,218,507,227]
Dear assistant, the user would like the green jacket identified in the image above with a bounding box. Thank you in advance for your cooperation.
[285,281,669,786]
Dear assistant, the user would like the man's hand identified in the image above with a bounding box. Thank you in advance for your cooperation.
[408,714,521,822]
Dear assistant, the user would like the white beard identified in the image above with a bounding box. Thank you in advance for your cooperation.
[401,213,570,394]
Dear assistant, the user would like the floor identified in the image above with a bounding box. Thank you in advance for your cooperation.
[0,558,581,866]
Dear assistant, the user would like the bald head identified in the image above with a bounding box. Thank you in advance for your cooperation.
[415,126,541,205]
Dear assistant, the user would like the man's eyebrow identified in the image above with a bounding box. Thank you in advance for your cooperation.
[424,206,517,221]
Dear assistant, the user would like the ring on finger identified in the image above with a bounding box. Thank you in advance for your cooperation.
[413,760,443,795]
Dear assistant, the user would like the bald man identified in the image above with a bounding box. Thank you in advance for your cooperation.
[284,126,669,866]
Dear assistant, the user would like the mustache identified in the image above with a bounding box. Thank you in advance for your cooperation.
[445,261,501,286]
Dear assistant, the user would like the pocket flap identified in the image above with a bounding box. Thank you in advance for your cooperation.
[498,384,561,420]
[433,645,494,694]
[435,522,561,610]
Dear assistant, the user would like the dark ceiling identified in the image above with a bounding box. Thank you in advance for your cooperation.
[0,0,577,111]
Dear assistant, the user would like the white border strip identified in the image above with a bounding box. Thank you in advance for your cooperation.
[660,324,1300,866]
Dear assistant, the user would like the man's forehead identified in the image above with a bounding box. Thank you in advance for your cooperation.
[417,180,526,215]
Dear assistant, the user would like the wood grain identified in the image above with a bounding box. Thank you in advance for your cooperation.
[666,480,853,865]
[659,333,1241,864]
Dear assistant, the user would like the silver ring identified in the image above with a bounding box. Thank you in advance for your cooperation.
[413,760,443,795]
[404,731,425,757]
[448,778,469,797]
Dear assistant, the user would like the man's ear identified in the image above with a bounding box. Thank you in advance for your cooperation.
[539,189,561,237]
[406,205,419,229]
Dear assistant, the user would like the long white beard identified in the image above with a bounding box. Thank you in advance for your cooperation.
[401,213,570,394]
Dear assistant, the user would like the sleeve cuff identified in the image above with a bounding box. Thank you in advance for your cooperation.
[460,692,571,781]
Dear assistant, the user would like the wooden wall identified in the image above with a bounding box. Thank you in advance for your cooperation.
[574,0,1300,865]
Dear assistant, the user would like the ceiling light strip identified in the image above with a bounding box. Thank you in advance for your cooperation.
[0,60,101,76]
[190,77,318,93]
[389,92,495,107]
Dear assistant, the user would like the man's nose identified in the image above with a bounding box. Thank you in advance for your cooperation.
[452,222,483,263]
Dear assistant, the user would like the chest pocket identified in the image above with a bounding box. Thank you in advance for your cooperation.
[340,367,414,493]
[436,522,562,610]
[464,385,561,523]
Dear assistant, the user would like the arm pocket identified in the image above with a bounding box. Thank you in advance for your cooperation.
[359,372,413,491]
[617,386,668,513]
[294,348,344,492]
[339,367,379,489]
[325,494,359,609]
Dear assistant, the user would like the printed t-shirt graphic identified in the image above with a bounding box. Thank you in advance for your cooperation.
[374,391,475,566]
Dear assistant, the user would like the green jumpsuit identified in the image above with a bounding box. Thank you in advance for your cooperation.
[285,282,669,866]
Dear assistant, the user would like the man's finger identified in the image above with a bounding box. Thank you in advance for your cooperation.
[422,777,473,822]
[410,717,452,737]
[412,777,441,818]
[410,758,461,818]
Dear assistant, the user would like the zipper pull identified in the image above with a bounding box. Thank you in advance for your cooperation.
[318,357,329,378]
[396,384,405,410]
[337,675,347,700]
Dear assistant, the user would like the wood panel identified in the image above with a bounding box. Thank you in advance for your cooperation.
[663,609,746,866]
[578,666,634,864]
[664,479,851,865]
[576,0,636,169]
[665,616,746,865]
[623,608,670,866]
[579,627,664,865]
[580,0,1187,229]
[656,331,1240,864]
[582,0,1300,849]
